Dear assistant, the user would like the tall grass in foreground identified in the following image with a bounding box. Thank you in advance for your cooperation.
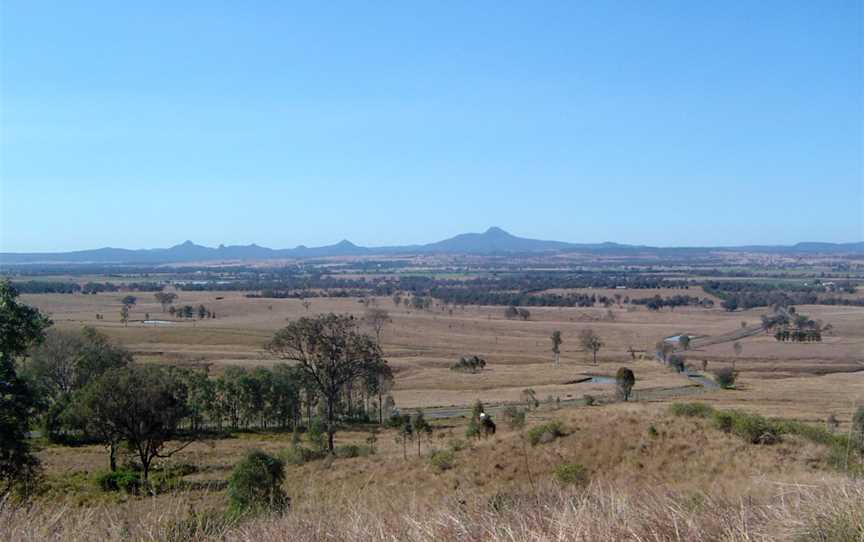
[3,480,862,541]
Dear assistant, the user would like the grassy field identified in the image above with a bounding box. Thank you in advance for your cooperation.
[21,290,864,418]
[6,289,863,540]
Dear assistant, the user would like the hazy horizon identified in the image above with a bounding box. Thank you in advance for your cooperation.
[1,1,862,252]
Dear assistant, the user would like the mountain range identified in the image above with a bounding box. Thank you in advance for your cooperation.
[1,227,862,264]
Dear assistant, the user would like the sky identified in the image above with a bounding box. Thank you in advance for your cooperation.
[1,1,862,252]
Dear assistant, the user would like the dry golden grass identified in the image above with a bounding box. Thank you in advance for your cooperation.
[13,402,864,541]
[21,292,864,418]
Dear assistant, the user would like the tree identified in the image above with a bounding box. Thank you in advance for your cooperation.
[364,308,391,344]
[154,292,178,312]
[267,314,388,452]
[656,341,674,362]
[578,329,603,365]
[0,281,51,494]
[74,365,192,482]
[228,450,288,514]
[25,327,132,399]
[197,304,207,320]
[411,410,432,457]
[120,305,130,327]
[518,308,531,321]
[121,295,137,306]
[396,415,413,459]
[301,300,311,312]
[713,367,737,389]
[616,367,635,401]
[392,293,402,307]
[504,306,519,319]
[678,335,691,350]
[669,354,686,373]
[733,341,743,357]
[551,331,562,366]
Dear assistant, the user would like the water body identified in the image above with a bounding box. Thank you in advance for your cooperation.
[143,320,176,325]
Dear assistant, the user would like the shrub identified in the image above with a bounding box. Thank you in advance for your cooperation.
[280,445,326,465]
[669,355,685,373]
[502,405,526,430]
[96,469,140,494]
[448,438,468,452]
[584,394,596,406]
[670,402,715,418]
[713,367,737,389]
[429,449,455,471]
[450,355,486,373]
[713,410,779,444]
[334,444,372,459]
[554,463,588,486]
[527,421,565,446]
[228,450,288,515]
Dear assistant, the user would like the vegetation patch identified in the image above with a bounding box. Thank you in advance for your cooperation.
[429,449,455,472]
[669,402,715,418]
[527,421,566,446]
[554,463,588,486]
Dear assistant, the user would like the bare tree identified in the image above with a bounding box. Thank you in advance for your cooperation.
[364,308,391,344]
[578,328,604,365]
[551,330,562,366]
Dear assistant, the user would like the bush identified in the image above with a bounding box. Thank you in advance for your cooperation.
[228,450,288,514]
[584,394,596,406]
[448,438,469,452]
[429,449,455,471]
[713,410,779,444]
[670,402,715,418]
[527,421,565,446]
[279,446,325,466]
[554,463,588,486]
[713,367,738,389]
[96,469,140,494]
[334,444,372,459]
[502,405,526,430]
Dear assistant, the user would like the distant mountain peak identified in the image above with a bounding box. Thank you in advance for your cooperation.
[335,239,356,247]
[484,226,511,236]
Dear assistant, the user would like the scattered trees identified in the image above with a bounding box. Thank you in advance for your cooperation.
[153,292,177,312]
[450,355,486,373]
[578,329,603,364]
[616,367,635,401]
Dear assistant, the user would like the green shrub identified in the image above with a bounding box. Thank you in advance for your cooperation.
[583,394,596,406]
[429,449,455,471]
[228,450,288,515]
[96,469,140,494]
[670,402,715,418]
[713,410,778,444]
[554,463,588,486]
[713,367,737,389]
[527,421,565,446]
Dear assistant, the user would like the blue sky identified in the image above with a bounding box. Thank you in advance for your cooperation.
[1,1,861,252]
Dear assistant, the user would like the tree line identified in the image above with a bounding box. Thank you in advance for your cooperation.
[0,281,394,493]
